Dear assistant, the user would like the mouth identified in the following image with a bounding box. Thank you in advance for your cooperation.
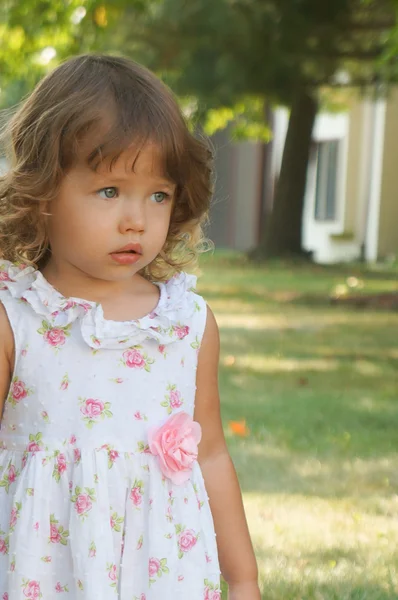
[110,243,143,265]
[111,243,143,256]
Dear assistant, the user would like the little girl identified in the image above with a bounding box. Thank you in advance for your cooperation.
[0,55,260,600]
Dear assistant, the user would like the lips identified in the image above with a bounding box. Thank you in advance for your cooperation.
[110,243,143,265]
[112,243,143,256]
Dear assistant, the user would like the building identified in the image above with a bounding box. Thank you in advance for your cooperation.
[210,89,398,263]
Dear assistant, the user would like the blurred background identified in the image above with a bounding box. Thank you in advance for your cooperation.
[1,1,398,598]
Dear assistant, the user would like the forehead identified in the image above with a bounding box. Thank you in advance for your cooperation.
[74,141,175,183]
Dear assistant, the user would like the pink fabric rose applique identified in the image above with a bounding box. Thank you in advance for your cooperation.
[148,412,201,485]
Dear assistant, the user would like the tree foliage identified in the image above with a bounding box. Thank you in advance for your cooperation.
[1,0,397,255]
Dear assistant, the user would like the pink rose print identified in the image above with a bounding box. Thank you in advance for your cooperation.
[110,510,124,532]
[121,346,154,372]
[54,582,68,593]
[51,452,67,483]
[57,454,67,473]
[41,410,50,423]
[148,557,169,585]
[60,373,70,391]
[148,557,160,577]
[9,502,21,532]
[44,328,66,347]
[0,271,11,281]
[170,390,183,409]
[7,377,31,407]
[108,564,117,581]
[71,486,96,519]
[9,509,17,529]
[173,324,190,340]
[33,522,39,531]
[90,335,101,348]
[0,538,8,554]
[107,563,118,590]
[54,453,67,480]
[50,523,61,544]
[7,465,16,483]
[204,581,222,600]
[76,494,92,515]
[81,399,103,418]
[161,384,184,414]
[130,479,144,507]
[74,448,81,464]
[37,320,71,349]
[158,344,167,357]
[22,580,41,599]
[26,433,43,454]
[0,462,20,492]
[10,380,27,402]
[49,515,69,545]
[3,592,9,600]
[176,526,198,558]
[148,412,201,484]
[109,449,119,465]
[178,529,197,552]
[123,348,145,368]
[79,397,112,429]
[89,541,97,558]
[130,487,142,506]
[27,441,40,453]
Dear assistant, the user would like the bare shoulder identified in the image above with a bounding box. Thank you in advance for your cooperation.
[0,302,13,417]
[200,305,220,359]
[195,304,226,461]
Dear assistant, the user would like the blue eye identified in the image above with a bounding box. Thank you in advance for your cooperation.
[98,187,118,199]
[151,192,170,204]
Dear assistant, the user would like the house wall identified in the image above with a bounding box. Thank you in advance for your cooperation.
[209,130,263,251]
[378,89,398,258]
[302,111,362,263]
[343,100,365,236]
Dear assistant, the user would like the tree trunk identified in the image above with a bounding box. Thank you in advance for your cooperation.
[257,87,318,257]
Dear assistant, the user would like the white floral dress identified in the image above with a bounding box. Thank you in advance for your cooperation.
[0,261,221,600]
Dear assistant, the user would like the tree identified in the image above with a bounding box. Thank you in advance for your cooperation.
[0,0,146,108]
[1,0,397,258]
[97,0,397,257]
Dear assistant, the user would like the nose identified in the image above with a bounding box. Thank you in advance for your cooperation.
[119,198,145,234]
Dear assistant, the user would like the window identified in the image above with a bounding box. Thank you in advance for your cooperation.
[314,140,339,221]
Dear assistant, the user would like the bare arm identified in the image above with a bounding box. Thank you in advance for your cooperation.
[0,303,13,421]
[194,307,260,599]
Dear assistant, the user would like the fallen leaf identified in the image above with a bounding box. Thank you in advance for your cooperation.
[228,420,250,437]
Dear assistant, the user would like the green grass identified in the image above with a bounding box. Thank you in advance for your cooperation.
[197,252,398,600]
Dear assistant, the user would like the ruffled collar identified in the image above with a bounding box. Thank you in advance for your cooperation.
[0,260,198,350]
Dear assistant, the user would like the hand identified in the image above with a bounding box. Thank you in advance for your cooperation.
[228,580,262,600]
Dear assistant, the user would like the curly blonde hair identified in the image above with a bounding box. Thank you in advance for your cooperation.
[0,54,213,281]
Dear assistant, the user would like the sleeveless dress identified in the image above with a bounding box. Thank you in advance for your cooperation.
[0,261,221,600]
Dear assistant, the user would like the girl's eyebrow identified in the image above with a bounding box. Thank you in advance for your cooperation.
[90,171,176,188]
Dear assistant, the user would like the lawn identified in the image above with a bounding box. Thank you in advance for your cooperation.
[197,252,398,600]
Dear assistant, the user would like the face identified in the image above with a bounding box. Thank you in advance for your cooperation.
[45,144,175,284]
